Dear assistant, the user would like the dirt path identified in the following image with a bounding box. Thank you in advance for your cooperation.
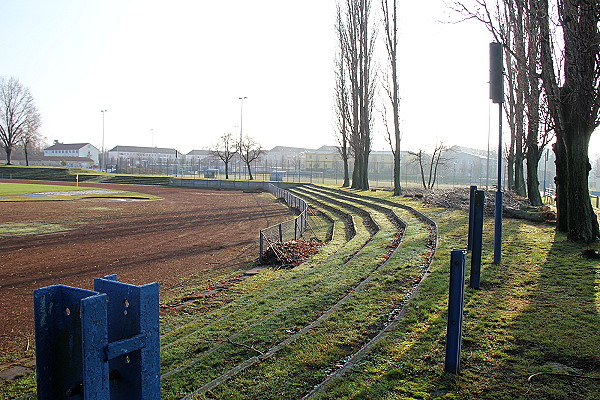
[0,182,291,363]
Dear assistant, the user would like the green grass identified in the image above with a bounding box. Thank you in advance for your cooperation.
[0,182,90,195]
[1,186,598,400]
[0,182,160,202]
[309,189,600,400]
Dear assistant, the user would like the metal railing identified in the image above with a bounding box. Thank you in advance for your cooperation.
[260,184,308,262]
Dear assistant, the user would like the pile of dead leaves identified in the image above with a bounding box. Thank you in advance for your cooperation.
[264,240,327,268]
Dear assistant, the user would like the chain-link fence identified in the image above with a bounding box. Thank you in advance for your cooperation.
[259,184,308,263]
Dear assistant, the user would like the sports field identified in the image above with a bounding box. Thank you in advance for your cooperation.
[0,181,292,362]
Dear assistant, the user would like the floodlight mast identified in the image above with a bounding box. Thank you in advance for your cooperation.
[101,110,107,172]
[490,42,504,264]
[239,97,247,144]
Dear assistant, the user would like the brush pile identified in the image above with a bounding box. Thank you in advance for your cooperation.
[263,240,327,268]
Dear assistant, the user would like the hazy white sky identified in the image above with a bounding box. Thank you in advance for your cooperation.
[2,0,597,157]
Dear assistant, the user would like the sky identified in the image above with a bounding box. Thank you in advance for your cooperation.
[2,0,598,158]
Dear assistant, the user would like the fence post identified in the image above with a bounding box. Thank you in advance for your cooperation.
[34,285,109,400]
[94,276,160,400]
[445,249,466,373]
[294,218,298,240]
[467,185,477,251]
[259,231,264,262]
[470,190,485,289]
[493,190,503,264]
[278,223,283,242]
[34,276,160,400]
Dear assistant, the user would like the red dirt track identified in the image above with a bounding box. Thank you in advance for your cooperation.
[0,181,290,362]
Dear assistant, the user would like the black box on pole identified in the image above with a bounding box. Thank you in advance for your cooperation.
[490,42,504,104]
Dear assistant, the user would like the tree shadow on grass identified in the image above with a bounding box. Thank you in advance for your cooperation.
[311,219,599,400]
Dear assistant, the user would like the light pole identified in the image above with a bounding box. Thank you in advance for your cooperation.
[239,96,247,144]
[101,110,107,172]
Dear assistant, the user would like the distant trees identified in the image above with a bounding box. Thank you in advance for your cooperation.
[238,136,263,180]
[211,133,237,179]
[0,77,41,165]
[450,0,552,206]
[409,142,449,189]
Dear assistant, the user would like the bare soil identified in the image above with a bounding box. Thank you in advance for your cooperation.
[0,181,291,364]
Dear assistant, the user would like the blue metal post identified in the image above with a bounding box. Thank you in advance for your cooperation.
[470,190,485,289]
[494,100,503,264]
[467,185,477,251]
[445,249,466,373]
[34,285,109,400]
[94,276,160,400]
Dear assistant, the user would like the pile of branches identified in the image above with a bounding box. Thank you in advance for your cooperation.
[401,187,556,222]
[263,240,327,268]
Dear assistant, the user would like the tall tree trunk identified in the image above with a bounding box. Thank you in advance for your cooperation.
[342,153,350,187]
[246,162,253,180]
[564,128,598,242]
[5,145,12,165]
[525,148,543,206]
[537,0,599,242]
[393,150,401,195]
[225,162,229,179]
[514,142,526,195]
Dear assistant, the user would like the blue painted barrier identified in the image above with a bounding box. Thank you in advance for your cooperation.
[470,190,485,289]
[467,185,477,251]
[493,190,503,264]
[445,249,466,373]
[34,275,160,400]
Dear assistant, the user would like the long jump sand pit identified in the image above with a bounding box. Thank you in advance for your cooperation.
[0,182,291,362]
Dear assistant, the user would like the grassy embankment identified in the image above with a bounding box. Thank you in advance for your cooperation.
[1,184,598,400]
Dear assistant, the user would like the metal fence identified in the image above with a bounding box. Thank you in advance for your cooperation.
[259,184,308,262]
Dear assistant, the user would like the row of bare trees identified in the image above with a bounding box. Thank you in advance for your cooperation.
[334,0,420,195]
[211,133,264,180]
[0,77,42,166]
[451,0,599,242]
[335,0,377,191]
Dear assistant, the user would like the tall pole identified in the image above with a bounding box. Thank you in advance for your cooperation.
[101,110,107,172]
[239,96,247,144]
[490,42,504,265]
[151,128,154,175]
[239,97,247,180]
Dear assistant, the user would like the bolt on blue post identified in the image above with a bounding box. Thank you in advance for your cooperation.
[470,190,485,289]
[445,249,466,373]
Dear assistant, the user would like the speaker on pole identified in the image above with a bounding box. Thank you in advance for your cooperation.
[490,42,504,104]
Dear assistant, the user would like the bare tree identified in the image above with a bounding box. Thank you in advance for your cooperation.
[21,113,42,166]
[536,0,599,242]
[238,135,263,180]
[339,0,376,190]
[335,2,351,187]
[380,0,402,196]
[211,133,237,179]
[449,0,552,205]
[0,77,40,165]
[409,142,449,189]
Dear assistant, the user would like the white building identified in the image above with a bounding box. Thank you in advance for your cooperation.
[44,143,100,164]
